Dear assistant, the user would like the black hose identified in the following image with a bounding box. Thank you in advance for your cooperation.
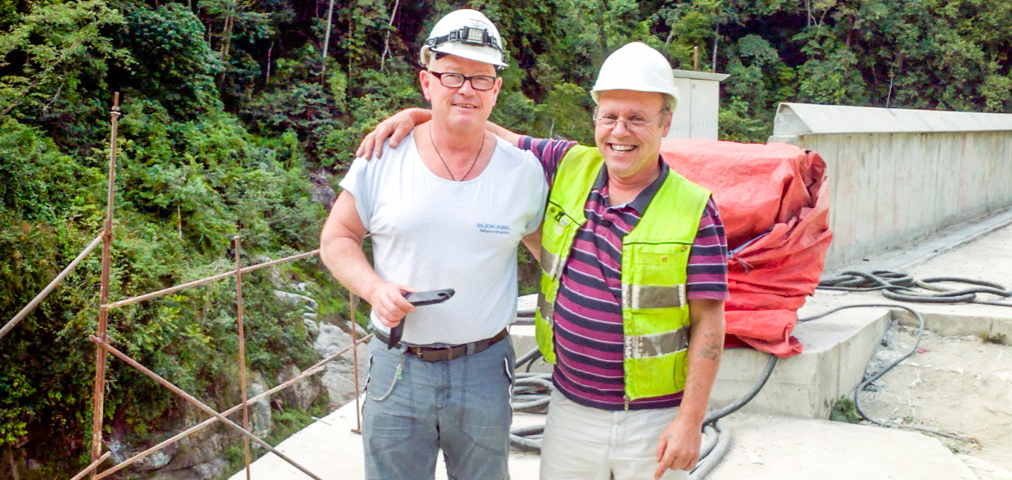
[512,374,553,412]
[689,420,731,480]
[515,346,543,371]
[800,303,978,443]
[819,270,1012,306]
[697,423,719,460]
[688,355,776,478]
[509,424,544,452]
[702,354,778,425]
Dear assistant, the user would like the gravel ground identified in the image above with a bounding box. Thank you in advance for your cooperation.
[857,324,1012,480]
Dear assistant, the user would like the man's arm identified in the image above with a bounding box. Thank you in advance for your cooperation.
[355,108,431,159]
[319,190,417,326]
[355,108,525,159]
[653,298,725,479]
[485,121,522,147]
[521,225,543,261]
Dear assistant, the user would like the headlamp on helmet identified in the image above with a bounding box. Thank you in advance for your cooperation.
[419,9,509,70]
[425,26,504,57]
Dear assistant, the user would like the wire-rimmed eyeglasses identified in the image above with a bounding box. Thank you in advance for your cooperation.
[428,71,497,91]
[593,108,668,132]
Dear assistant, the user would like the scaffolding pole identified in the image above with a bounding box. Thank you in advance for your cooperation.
[90,93,120,477]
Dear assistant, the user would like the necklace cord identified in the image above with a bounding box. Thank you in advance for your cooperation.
[429,125,485,181]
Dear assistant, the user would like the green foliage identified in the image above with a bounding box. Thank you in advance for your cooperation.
[0,0,128,119]
[220,400,328,479]
[718,98,768,143]
[982,333,1007,345]
[0,119,87,222]
[0,222,102,466]
[2,28,325,473]
[117,3,223,117]
[654,5,717,69]
[0,0,129,155]
[241,44,425,168]
[981,71,1012,113]
[536,82,595,145]
[0,371,35,446]
[830,397,862,424]
[2,0,1010,476]
[0,0,20,27]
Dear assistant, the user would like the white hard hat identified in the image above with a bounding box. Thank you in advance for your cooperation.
[591,42,679,109]
[419,9,508,69]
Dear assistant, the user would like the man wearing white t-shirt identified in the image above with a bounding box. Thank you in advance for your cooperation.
[319,9,547,480]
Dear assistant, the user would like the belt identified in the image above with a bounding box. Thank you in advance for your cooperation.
[374,328,508,362]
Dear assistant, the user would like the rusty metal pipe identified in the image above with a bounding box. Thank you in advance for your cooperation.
[91,335,372,479]
[350,293,363,434]
[102,250,320,311]
[233,237,252,480]
[68,451,111,480]
[91,92,121,476]
[1,233,102,341]
[88,335,324,480]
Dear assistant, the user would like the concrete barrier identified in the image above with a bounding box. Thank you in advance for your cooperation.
[768,102,1012,269]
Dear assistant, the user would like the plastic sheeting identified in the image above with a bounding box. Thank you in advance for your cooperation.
[660,139,832,357]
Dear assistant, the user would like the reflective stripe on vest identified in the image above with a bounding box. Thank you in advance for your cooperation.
[622,284,687,310]
[534,145,711,401]
[625,326,691,358]
[540,245,564,283]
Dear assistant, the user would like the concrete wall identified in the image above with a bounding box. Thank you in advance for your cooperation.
[769,103,1012,269]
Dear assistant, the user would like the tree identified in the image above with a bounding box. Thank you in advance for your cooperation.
[116,3,223,117]
[0,0,126,117]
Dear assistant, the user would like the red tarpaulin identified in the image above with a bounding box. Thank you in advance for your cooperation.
[660,139,832,357]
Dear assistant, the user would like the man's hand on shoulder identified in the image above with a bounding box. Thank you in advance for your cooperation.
[366,282,419,327]
[356,108,432,160]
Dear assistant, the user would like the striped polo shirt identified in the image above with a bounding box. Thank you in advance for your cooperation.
[520,136,729,411]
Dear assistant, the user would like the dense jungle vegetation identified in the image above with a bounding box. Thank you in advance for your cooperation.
[1,0,1010,476]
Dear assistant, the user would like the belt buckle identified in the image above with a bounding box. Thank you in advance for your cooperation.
[418,345,460,362]
[418,347,443,362]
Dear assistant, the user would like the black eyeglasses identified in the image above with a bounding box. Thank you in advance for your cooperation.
[428,71,497,91]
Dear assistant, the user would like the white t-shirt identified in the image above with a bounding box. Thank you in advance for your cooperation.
[339,132,547,345]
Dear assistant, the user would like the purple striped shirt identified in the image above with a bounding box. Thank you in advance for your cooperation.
[521,136,729,410]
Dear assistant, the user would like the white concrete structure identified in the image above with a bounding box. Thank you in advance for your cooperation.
[665,69,730,141]
[768,102,1012,269]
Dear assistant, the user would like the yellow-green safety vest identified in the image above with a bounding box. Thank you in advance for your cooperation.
[535,145,712,401]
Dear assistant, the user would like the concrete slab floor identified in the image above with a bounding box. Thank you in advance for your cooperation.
[706,413,978,480]
[231,219,1012,479]
[230,402,980,480]
[795,221,1012,478]
[226,398,542,480]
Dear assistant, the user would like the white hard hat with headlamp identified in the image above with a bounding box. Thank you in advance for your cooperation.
[419,9,508,69]
[591,42,679,109]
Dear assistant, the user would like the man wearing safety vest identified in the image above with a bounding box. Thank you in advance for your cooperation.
[359,42,728,480]
[321,9,547,480]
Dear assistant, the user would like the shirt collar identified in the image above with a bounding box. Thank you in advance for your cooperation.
[594,157,669,214]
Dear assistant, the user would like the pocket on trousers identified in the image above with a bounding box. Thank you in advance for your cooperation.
[362,344,413,456]
[366,346,403,402]
[363,355,373,395]
[459,343,514,454]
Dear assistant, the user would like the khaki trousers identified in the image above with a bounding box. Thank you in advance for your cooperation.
[540,390,690,480]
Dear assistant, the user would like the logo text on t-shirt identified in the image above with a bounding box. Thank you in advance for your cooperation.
[477,223,511,234]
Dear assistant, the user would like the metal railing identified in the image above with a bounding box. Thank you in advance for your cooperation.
[0,93,367,479]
